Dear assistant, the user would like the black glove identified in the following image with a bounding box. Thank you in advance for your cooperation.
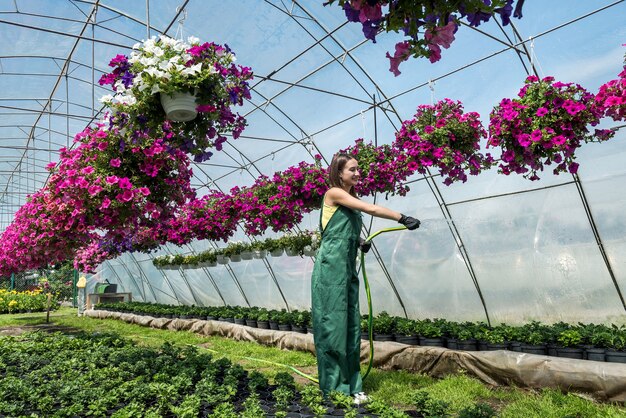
[359,238,371,254]
[399,214,421,230]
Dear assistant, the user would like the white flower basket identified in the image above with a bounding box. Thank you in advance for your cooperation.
[240,251,254,260]
[285,248,299,257]
[216,255,230,265]
[253,249,267,259]
[199,261,216,268]
[303,248,318,257]
[230,254,242,262]
[160,92,197,122]
[270,248,284,257]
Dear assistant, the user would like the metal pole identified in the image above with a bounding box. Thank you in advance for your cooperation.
[72,269,78,308]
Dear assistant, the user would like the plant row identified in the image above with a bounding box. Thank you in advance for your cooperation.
[0,330,458,418]
[96,302,626,358]
[0,288,59,315]
[153,230,320,268]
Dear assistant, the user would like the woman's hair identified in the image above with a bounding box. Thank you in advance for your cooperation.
[328,152,357,198]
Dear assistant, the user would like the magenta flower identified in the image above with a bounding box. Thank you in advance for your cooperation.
[110,158,121,167]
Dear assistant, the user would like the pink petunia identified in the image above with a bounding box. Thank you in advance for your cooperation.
[109,158,121,167]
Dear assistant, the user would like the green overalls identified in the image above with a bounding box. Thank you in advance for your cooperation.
[311,198,363,396]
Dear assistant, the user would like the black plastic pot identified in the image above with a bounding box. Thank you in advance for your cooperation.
[234,318,246,325]
[373,333,394,342]
[605,349,626,363]
[585,347,606,362]
[446,338,458,350]
[257,320,270,329]
[291,326,307,334]
[419,337,445,347]
[206,315,217,320]
[457,339,478,351]
[520,343,547,355]
[269,321,279,330]
[395,335,419,345]
[485,342,509,351]
[509,341,522,352]
[278,324,292,331]
[245,319,258,328]
[556,346,584,359]
[219,317,234,323]
[307,326,314,334]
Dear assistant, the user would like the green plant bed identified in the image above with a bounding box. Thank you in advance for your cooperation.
[2,308,626,417]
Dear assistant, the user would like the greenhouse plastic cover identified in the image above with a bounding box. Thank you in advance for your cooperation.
[1,0,626,325]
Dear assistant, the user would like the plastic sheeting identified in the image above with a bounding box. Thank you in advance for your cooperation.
[86,310,626,402]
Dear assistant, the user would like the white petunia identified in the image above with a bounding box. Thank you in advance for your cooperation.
[151,85,161,95]
[187,36,200,45]
[99,94,114,103]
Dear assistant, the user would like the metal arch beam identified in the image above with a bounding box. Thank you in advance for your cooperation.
[129,251,181,305]
[0,1,101,200]
[192,152,292,311]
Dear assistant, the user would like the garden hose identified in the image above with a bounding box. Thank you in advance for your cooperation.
[360,225,407,381]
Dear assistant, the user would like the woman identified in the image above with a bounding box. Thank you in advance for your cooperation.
[311,152,420,401]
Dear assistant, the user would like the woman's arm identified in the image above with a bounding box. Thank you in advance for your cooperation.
[326,187,402,221]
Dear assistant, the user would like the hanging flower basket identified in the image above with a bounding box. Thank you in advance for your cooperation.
[216,255,230,264]
[393,99,494,185]
[303,248,318,257]
[160,92,198,122]
[240,251,254,260]
[488,76,614,180]
[253,249,267,259]
[285,248,299,257]
[229,254,242,262]
[270,248,284,257]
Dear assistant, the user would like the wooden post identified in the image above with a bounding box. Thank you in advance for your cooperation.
[46,293,52,323]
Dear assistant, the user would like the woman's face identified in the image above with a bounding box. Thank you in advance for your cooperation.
[340,158,360,188]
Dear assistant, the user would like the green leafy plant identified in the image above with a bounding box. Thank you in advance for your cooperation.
[372,311,396,335]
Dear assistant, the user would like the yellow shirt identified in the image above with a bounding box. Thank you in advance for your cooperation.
[321,202,338,231]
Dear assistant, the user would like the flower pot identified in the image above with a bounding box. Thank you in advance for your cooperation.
[303,248,318,256]
[485,342,509,351]
[520,344,547,355]
[556,346,584,359]
[240,251,254,260]
[269,321,279,330]
[257,320,270,329]
[219,317,234,323]
[419,337,445,347]
[395,335,419,345]
[234,318,246,326]
[253,249,267,259]
[245,319,258,328]
[306,326,314,334]
[374,334,394,342]
[278,324,292,332]
[446,338,458,350]
[509,341,523,352]
[230,254,242,262]
[285,248,299,257]
[216,255,230,264]
[160,91,197,121]
[291,326,307,334]
[457,339,478,351]
[585,347,605,362]
[270,248,285,257]
[605,349,626,363]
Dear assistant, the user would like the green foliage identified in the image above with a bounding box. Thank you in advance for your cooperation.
[411,390,450,417]
[458,402,497,418]
[373,311,396,335]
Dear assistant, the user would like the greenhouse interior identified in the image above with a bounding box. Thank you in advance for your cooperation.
[1,0,626,416]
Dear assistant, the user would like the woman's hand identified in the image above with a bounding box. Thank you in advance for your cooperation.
[399,214,420,230]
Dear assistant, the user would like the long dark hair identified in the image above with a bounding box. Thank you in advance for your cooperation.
[328,152,357,198]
